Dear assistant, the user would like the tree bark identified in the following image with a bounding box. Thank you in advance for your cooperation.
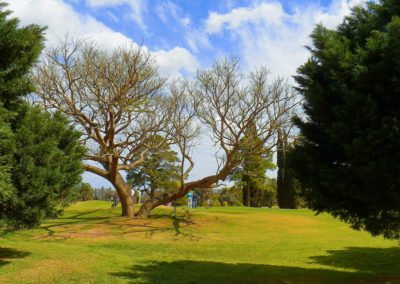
[135,199,155,218]
[135,194,172,218]
[135,160,236,218]
[112,173,134,217]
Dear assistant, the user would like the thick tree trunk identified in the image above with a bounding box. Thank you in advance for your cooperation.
[135,200,155,218]
[112,172,134,217]
[135,158,237,218]
[84,163,135,217]
[135,194,172,218]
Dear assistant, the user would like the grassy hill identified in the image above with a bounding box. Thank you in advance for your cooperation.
[1,201,399,283]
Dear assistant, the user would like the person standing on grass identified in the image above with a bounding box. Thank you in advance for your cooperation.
[130,189,135,203]
[187,191,193,209]
[192,192,198,208]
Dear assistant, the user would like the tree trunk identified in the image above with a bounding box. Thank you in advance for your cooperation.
[135,199,155,218]
[135,194,172,218]
[135,159,236,218]
[246,186,251,207]
[276,128,297,209]
[112,172,134,217]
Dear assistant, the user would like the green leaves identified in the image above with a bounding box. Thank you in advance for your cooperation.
[1,105,86,229]
[0,3,84,229]
[0,3,45,110]
[291,0,400,239]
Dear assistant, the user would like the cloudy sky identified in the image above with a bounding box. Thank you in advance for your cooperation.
[7,0,363,188]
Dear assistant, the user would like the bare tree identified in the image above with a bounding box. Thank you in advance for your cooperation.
[32,39,172,217]
[134,58,297,217]
[33,38,296,218]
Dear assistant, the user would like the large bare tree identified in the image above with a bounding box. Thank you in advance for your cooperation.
[32,39,173,217]
[33,39,296,218]
[134,58,298,217]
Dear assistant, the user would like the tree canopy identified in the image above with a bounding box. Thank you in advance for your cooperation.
[0,3,85,229]
[3,105,86,228]
[231,121,276,207]
[127,136,180,199]
[34,45,296,218]
[291,0,400,238]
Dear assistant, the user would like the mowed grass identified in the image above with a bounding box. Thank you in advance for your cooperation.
[1,201,399,283]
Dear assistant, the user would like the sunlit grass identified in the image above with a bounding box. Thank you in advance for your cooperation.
[1,201,399,283]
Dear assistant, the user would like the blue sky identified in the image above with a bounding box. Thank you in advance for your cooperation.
[7,0,363,188]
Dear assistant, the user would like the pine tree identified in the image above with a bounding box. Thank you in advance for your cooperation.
[291,0,400,238]
[0,2,45,110]
[276,128,299,209]
[3,105,86,229]
[127,136,180,200]
[233,121,275,207]
[0,4,85,229]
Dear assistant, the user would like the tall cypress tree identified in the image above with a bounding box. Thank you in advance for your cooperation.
[0,3,86,229]
[276,128,298,209]
[291,0,400,238]
[233,121,275,207]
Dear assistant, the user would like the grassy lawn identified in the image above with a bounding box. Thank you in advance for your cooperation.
[0,201,399,283]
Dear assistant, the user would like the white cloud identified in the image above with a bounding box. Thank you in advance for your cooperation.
[203,0,366,79]
[156,0,191,28]
[154,47,198,77]
[86,0,147,30]
[181,16,191,27]
[6,0,198,77]
[7,0,133,49]
[185,28,211,53]
[205,2,285,34]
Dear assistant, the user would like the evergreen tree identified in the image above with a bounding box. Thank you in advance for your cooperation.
[276,128,301,209]
[77,183,95,201]
[233,121,275,207]
[291,0,400,238]
[0,106,15,220]
[3,105,86,229]
[0,4,85,229]
[0,2,45,110]
[127,136,180,200]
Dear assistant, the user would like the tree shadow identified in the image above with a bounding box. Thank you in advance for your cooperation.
[109,260,378,284]
[310,246,400,276]
[58,209,118,221]
[0,247,30,268]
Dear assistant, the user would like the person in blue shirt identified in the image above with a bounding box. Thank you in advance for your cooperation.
[187,191,193,209]
[192,192,198,208]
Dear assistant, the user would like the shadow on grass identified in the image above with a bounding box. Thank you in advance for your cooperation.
[35,208,197,239]
[310,246,400,276]
[110,260,367,284]
[111,247,400,283]
[59,208,119,220]
[33,208,124,239]
[0,247,30,268]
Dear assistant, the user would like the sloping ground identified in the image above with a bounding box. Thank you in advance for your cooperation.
[0,201,399,283]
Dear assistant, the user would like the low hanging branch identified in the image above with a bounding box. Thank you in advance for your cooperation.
[33,38,297,218]
[135,58,298,217]
[32,38,175,217]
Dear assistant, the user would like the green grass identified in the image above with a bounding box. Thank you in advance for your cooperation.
[1,201,399,283]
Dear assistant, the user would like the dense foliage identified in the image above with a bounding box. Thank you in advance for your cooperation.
[232,121,276,207]
[0,3,44,110]
[3,106,86,228]
[291,0,400,238]
[0,4,85,229]
[276,129,303,209]
[127,138,180,199]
